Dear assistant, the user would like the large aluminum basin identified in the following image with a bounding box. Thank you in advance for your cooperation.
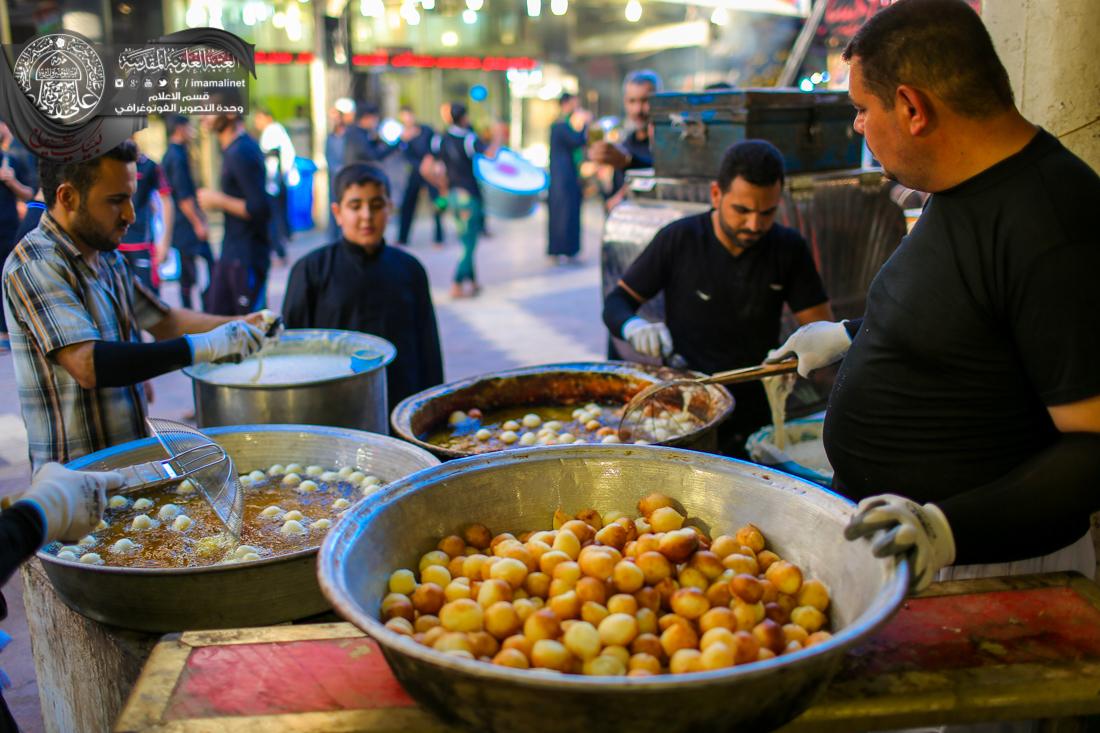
[318,445,908,733]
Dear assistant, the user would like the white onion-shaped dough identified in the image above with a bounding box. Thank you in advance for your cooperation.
[332,499,351,510]
[285,463,304,474]
[475,429,492,442]
[96,519,110,531]
[362,475,381,488]
[234,545,262,559]
[157,503,181,522]
[60,545,82,555]
[110,538,139,555]
[544,420,562,431]
[320,471,340,483]
[238,475,253,488]
[79,553,104,565]
[248,470,267,484]
[556,433,576,444]
[282,473,302,487]
[297,480,319,493]
[260,505,285,519]
[132,497,155,511]
[172,514,193,531]
[108,495,130,509]
[57,550,78,561]
[311,518,333,530]
[78,535,97,547]
[448,410,467,425]
[283,510,305,522]
[305,465,324,476]
[502,420,520,432]
[522,414,542,428]
[130,514,158,531]
[279,519,308,536]
[519,432,537,446]
[499,430,518,444]
[239,552,261,562]
[601,434,622,444]
[347,471,366,485]
[338,466,355,479]
[177,479,197,495]
[267,464,286,476]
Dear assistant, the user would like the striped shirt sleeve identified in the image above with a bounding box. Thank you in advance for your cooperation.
[5,259,100,354]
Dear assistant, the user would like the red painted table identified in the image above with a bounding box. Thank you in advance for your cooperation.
[114,573,1100,732]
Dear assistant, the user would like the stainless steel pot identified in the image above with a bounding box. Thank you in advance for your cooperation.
[390,361,734,460]
[318,445,908,733]
[184,329,396,433]
[42,424,438,632]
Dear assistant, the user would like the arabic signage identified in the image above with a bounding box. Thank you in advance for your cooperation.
[352,52,537,71]
[0,28,255,162]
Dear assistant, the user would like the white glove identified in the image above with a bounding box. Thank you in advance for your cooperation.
[767,321,852,378]
[185,321,264,365]
[15,463,124,544]
[844,494,956,591]
[622,317,673,359]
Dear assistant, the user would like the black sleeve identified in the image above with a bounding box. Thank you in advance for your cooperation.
[282,258,314,329]
[413,263,444,389]
[619,228,673,302]
[843,318,863,340]
[782,233,829,313]
[1011,243,1100,406]
[0,502,44,600]
[602,286,642,339]
[236,146,271,225]
[939,433,1100,565]
[93,338,192,387]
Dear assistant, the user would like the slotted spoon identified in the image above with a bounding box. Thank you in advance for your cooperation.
[617,359,799,443]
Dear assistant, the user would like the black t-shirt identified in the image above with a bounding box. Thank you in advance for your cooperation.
[219,133,270,268]
[431,127,486,198]
[825,129,1100,502]
[162,142,202,251]
[121,155,162,244]
[621,212,828,373]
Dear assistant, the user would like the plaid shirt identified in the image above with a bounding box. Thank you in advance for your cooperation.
[3,212,169,470]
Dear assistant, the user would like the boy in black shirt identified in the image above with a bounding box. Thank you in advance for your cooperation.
[603,140,833,457]
[283,164,443,412]
[770,0,1100,589]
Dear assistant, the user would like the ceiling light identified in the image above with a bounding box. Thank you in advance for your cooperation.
[442,30,459,46]
[625,0,642,22]
[550,0,566,14]
[527,0,541,17]
[462,8,477,23]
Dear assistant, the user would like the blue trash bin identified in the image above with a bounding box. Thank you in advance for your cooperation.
[288,157,317,232]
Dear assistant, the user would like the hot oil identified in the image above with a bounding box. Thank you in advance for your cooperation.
[425,404,624,453]
[53,473,359,568]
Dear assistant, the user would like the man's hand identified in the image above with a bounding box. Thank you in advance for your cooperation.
[845,494,956,591]
[16,464,124,544]
[244,309,282,338]
[193,219,209,242]
[768,321,852,378]
[0,166,15,186]
[589,141,630,169]
[185,320,264,364]
[196,188,221,211]
[622,317,672,359]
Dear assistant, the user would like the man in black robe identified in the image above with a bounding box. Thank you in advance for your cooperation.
[283,163,444,412]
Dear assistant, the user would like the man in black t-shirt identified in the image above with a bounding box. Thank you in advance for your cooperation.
[770,0,1100,590]
[603,140,833,457]
[198,104,272,315]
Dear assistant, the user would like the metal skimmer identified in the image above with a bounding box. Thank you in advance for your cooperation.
[113,418,243,537]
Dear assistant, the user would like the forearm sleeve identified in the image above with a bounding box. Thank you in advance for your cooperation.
[0,503,44,591]
[939,433,1100,565]
[93,338,193,388]
[603,286,641,338]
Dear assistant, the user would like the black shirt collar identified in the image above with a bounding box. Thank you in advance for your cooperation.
[340,237,386,260]
[940,128,1052,198]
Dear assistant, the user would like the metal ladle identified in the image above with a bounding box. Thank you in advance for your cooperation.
[617,359,799,443]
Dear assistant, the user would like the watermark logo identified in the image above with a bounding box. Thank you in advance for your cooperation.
[14,33,105,126]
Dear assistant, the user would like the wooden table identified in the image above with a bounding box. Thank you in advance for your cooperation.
[114,573,1100,732]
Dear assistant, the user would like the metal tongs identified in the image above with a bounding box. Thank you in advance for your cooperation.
[618,359,800,442]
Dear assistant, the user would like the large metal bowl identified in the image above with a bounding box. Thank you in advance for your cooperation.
[391,361,734,460]
[184,329,397,433]
[40,424,439,632]
[318,445,909,733]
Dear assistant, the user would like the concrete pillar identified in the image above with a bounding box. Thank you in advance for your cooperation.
[983,0,1100,171]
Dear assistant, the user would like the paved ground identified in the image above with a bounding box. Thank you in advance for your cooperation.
[0,199,608,732]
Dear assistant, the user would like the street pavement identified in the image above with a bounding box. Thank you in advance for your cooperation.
[0,199,608,732]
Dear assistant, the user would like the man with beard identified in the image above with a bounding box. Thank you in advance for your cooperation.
[589,69,661,212]
[769,0,1100,591]
[602,140,833,457]
[2,141,267,470]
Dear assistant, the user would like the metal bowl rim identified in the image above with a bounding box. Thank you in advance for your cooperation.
[319,443,910,691]
[38,423,439,576]
[390,361,735,458]
[182,329,397,390]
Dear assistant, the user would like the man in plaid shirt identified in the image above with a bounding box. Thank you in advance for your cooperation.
[3,141,269,470]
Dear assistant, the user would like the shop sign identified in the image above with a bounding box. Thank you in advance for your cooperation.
[351,52,536,71]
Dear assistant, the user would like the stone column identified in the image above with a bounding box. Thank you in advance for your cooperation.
[983,0,1100,170]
